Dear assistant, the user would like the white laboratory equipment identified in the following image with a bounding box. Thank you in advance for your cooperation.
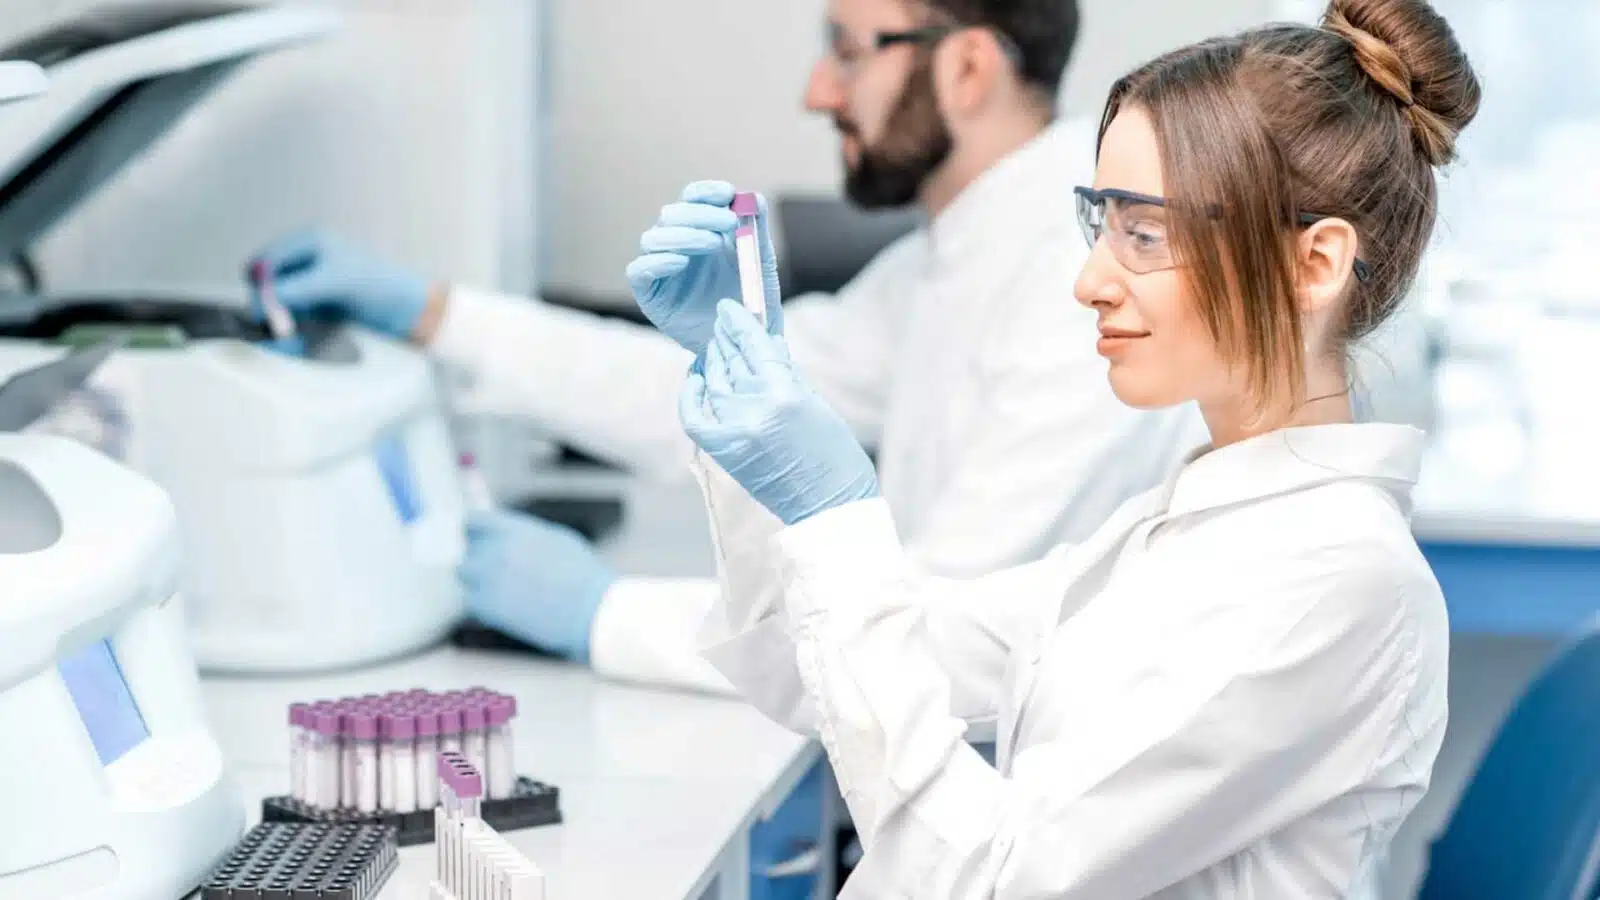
[0,5,470,674]
[0,61,46,105]
[0,344,241,896]
[0,434,243,900]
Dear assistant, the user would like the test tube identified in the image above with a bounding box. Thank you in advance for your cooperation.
[288,703,309,803]
[347,712,379,813]
[312,709,342,809]
[250,259,297,341]
[338,705,358,808]
[731,191,766,325]
[463,700,489,779]
[439,705,464,755]
[486,695,516,800]
[459,452,495,512]
[380,710,419,813]
[416,710,441,809]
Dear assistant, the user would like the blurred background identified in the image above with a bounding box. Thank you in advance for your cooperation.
[0,1,1595,898]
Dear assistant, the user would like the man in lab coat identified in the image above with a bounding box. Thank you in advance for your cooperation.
[249,0,1199,692]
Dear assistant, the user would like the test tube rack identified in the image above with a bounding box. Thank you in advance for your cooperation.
[263,776,561,847]
[201,822,398,900]
[263,687,562,846]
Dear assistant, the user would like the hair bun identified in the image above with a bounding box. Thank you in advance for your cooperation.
[1323,0,1481,166]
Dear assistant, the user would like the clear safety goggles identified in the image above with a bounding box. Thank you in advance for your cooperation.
[1073,186,1372,283]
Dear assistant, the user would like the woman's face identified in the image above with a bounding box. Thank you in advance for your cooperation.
[1074,106,1234,410]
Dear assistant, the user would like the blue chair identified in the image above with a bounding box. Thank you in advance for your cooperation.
[1416,623,1600,900]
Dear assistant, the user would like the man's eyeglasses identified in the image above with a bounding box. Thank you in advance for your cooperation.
[1074,186,1373,283]
[824,22,1023,80]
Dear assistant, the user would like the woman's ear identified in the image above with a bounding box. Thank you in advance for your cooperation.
[1296,218,1360,315]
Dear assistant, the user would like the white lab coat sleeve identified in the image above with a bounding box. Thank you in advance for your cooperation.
[900,242,1167,575]
[586,576,738,697]
[430,286,696,481]
[772,504,1424,898]
[779,234,923,445]
[693,453,1067,738]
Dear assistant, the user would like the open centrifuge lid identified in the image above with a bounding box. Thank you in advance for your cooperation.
[0,3,339,263]
[0,61,47,105]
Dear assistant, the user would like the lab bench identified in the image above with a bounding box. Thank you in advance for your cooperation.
[197,475,824,900]
[202,648,819,900]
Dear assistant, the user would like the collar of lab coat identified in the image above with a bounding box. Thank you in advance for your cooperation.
[926,115,1095,261]
[1158,423,1426,520]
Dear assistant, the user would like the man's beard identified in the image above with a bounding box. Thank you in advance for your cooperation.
[838,63,953,210]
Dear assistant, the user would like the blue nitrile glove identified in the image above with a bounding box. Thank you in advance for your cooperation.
[245,229,429,341]
[459,509,616,664]
[625,180,783,354]
[679,300,879,526]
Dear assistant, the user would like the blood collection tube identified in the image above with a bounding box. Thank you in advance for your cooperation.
[416,709,441,809]
[486,695,516,800]
[381,710,418,813]
[250,259,297,341]
[459,452,495,512]
[439,705,464,755]
[348,712,379,813]
[311,709,341,809]
[448,750,484,820]
[463,700,489,779]
[731,191,766,325]
[288,703,309,803]
[337,705,357,808]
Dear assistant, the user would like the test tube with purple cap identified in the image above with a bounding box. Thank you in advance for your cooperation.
[731,191,766,325]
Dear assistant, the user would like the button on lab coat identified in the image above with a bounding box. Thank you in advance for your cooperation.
[693,423,1448,898]
[429,117,1201,692]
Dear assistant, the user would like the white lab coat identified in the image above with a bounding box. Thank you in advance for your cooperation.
[692,423,1449,899]
[431,117,1201,693]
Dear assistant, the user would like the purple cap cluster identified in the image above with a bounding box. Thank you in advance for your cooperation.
[288,688,518,742]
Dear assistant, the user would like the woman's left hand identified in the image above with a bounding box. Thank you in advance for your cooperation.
[679,300,880,526]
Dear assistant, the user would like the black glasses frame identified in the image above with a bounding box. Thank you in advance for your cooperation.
[1074,186,1373,283]
[826,22,1025,71]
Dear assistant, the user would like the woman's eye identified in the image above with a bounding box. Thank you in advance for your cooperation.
[1122,225,1165,251]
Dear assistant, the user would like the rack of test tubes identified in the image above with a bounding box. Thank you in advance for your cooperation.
[262,688,562,846]
[432,751,546,900]
[201,822,398,900]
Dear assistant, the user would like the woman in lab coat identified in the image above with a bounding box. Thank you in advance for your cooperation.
[674,0,1481,895]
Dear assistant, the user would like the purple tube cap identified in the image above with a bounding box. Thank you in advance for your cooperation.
[438,709,464,734]
[348,712,378,740]
[414,711,440,737]
[313,711,341,736]
[487,696,516,725]
[437,751,484,799]
[731,191,759,217]
[289,703,309,726]
[378,712,416,741]
[462,704,487,730]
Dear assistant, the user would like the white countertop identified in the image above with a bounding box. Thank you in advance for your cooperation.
[200,472,820,900]
[206,651,818,900]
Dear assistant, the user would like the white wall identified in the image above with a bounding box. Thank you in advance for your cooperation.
[542,0,1278,294]
[0,0,1278,295]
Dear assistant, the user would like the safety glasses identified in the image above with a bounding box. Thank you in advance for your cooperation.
[1073,186,1373,283]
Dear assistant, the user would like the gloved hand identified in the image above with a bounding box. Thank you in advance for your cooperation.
[625,180,783,354]
[459,509,616,664]
[245,229,429,341]
[679,300,879,526]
